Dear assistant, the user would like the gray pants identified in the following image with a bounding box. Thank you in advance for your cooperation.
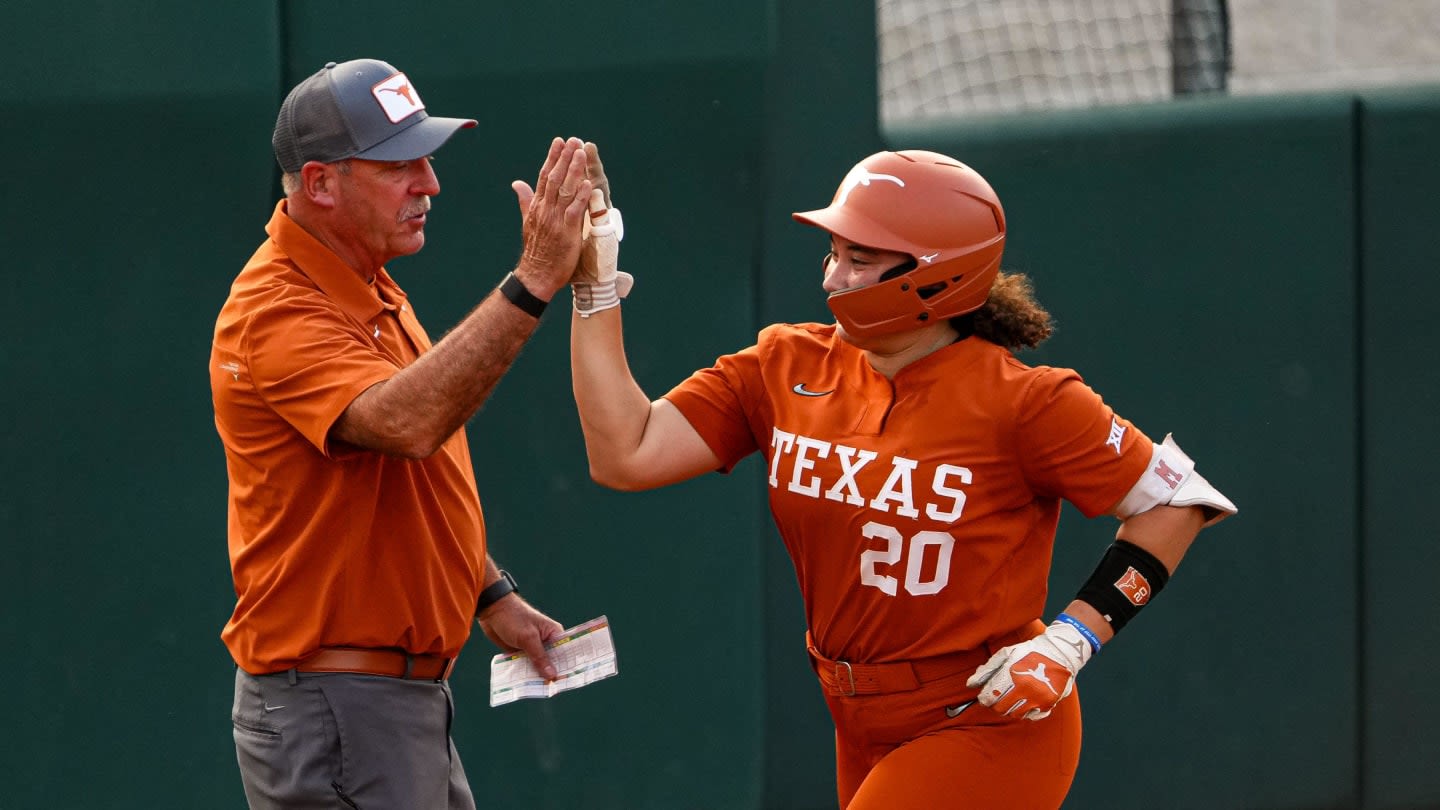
[232,668,477,809]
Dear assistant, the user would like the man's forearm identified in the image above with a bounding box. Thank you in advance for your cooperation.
[337,284,548,457]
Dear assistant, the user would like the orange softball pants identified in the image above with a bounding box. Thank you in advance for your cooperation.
[809,621,1082,809]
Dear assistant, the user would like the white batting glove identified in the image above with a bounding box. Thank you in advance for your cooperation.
[574,188,633,317]
[965,618,1096,721]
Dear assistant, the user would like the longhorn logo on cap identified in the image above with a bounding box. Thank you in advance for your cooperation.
[371,72,426,123]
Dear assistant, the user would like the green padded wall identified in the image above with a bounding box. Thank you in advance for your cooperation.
[1359,84,1440,810]
[0,2,281,808]
[887,94,1360,809]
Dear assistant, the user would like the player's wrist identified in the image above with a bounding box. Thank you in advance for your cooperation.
[573,279,621,316]
[572,271,634,318]
[1052,612,1102,656]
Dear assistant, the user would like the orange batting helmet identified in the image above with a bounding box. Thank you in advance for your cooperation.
[793,150,1006,338]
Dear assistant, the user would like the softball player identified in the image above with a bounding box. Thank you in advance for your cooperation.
[553,149,1235,809]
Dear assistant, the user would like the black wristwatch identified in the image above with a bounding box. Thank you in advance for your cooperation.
[498,272,547,318]
[476,570,519,613]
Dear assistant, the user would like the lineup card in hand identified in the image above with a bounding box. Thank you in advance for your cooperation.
[489,615,618,707]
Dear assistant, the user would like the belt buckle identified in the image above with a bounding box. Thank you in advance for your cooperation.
[834,660,856,697]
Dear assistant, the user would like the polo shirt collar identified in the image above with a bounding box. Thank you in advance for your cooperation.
[265,200,388,325]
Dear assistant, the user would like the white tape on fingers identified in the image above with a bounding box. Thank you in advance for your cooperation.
[585,188,624,240]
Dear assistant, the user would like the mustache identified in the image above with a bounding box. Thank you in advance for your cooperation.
[400,199,432,221]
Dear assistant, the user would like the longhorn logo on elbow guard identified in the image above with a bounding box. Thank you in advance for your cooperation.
[1114,566,1152,606]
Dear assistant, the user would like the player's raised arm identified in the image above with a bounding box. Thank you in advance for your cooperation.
[538,144,720,490]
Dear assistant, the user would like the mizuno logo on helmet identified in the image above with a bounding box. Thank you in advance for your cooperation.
[835,167,906,206]
[919,252,939,263]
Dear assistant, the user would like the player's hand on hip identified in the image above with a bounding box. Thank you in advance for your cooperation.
[965,619,1095,721]
[508,137,592,299]
[477,595,565,681]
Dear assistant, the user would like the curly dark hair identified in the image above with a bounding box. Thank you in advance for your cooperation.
[956,271,1054,351]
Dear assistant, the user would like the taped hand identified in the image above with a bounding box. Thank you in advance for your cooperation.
[966,619,1094,720]
[574,188,633,316]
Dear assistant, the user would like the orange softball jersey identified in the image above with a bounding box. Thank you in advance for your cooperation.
[665,322,1153,665]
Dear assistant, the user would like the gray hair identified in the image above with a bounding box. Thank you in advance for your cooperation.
[280,160,351,197]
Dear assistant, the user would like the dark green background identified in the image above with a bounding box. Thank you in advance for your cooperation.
[2,1,1436,808]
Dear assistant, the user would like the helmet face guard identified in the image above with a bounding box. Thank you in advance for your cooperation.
[793,150,1006,339]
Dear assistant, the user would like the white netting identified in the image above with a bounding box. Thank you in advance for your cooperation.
[879,0,1228,122]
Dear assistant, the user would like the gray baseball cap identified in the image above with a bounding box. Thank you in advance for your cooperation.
[272,58,477,173]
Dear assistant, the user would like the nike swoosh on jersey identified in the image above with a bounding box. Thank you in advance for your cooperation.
[791,383,834,397]
[945,699,976,718]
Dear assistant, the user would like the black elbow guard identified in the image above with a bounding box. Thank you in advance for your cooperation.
[1074,540,1172,634]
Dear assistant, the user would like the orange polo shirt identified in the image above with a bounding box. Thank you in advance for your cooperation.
[210,200,486,673]
[664,323,1153,665]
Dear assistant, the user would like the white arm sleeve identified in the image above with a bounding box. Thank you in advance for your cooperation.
[1113,434,1238,527]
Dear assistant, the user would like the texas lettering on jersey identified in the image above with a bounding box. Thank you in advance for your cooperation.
[768,426,971,523]
[663,324,1154,661]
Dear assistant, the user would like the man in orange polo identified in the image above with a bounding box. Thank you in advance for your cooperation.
[210,58,597,809]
